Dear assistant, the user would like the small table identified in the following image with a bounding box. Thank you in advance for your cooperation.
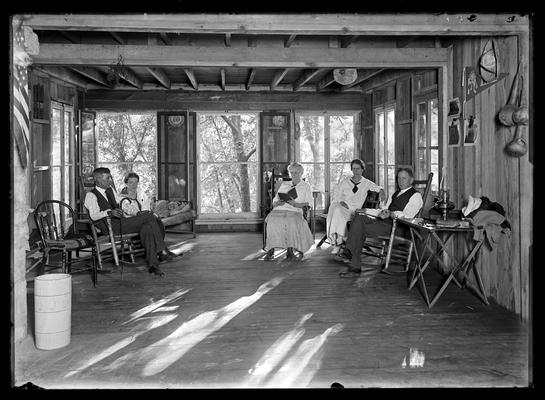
[397,218,488,308]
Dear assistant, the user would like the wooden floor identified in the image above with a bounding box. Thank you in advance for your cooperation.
[14,232,530,389]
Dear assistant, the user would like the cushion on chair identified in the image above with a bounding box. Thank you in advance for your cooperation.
[44,233,94,250]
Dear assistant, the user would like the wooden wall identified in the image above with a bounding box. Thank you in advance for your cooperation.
[447,35,532,320]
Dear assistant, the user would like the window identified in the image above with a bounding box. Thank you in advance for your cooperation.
[415,98,439,194]
[197,113,259,217]
[375,105,396,199]
[31,101,74,210]
[296,113,357,211]
[94,112,157,199]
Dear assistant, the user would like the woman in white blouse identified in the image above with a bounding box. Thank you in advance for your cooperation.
[326,159,384,254]
[264,162,314,261]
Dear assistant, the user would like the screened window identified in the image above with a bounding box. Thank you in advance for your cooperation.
[95,112,157,199]
[375,105,396,199]
[415,98,440,194]
[197,113,259,217]
[296,113,357,211]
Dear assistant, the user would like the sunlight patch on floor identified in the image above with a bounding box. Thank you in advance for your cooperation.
[122,288,191,325]
[64,314,178,378]
[263,323,344,388]
[168,242,196,255]
[401,348,425,368]
[137,276,285,376]
[242,249,267,260]
[243,313,313,387]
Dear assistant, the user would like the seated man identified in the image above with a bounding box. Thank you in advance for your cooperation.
[84,167,177,277]
[339,167,423,276]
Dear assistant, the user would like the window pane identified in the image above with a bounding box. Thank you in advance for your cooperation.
[378,165,385,190]
[51,108,61,165]
[199,114,258,215]
[430,99,439,147]
[431,163,439,194]
[329,116,354,162]
[52,167,61,202]
[387,166,396,198]
[417,149,427,180]
[376,112,384,163]
[64,110,71,164]
[329,162,351,196]
[417,102,427,147]
[81,113,95,165]
[64,166,71,204]
[299,115,324,162]
[301,163,324,210]
[386,109,395,164]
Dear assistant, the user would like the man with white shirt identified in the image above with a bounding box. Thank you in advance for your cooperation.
[339,168,423,274]
[84,167,176,277]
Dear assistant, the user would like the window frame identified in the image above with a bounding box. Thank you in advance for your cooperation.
[374,102,396,200]
[414,94,440,196]
[294,111,359,212]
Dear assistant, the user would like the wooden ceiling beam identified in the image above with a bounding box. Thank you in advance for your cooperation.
[220,68,225,90]
[284,34,296,48]
[340,35,358,48]
[183,68,198,90]
[146,67,170,89]
[359,69,416,92]
[70,66,112,87]
[340,68,386,91]
[246,68,256,91]
[317,71,336,91]
[293,68,322,91]
[33,44,449,68]
[34,66,89,88]
[270,68,289,91]
[24,14,529,35]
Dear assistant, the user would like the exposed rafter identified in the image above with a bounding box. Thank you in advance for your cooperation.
[118,67,143,89]
[317,71,336,91]
[183,68,198,90]
[246,68,256,91]
[146,67,170,89]
[109,31,125,44]
[340,35,358,48]
[70,66,112,87]
[293,69,322,91]
[34,66,89,88]
[270,68,289,91]
[220,68,225,90]
[284,34,296,48]
[340,68,385,91]
[159,32,172,45]
[59,30,78,43]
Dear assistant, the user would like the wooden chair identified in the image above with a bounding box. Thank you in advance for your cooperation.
[377,172,434,274]
[316,190,382,248]
[33,200,99,286]
[79,173,143,277]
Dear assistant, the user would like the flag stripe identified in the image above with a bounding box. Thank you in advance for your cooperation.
[14,107,30,147]
[14,87,30,118]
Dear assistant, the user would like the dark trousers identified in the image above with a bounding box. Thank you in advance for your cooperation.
[345,214,393,265]
[111,213,167,267]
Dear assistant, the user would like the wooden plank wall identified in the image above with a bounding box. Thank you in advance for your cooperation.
[448,35,531,319]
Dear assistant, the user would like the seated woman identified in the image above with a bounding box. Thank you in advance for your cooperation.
[120,172,165,238]
[326,159,384,254]
[264,162,314,261]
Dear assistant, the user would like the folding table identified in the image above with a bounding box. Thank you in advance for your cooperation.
[397,218,488,308]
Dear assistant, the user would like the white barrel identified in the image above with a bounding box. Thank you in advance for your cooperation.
[34,273,72,350]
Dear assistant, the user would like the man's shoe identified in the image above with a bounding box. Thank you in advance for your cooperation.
[148,265,165,277]
[158,250,177,262]
[263,249,275,261]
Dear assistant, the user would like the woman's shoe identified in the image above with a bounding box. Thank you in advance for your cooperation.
[263,249,275,261]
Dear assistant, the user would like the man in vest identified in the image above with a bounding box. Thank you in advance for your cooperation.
[84,167,177,277]
[338,168,423,275]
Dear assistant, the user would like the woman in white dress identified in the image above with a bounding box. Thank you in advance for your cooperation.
[326,159,384,253]
[264,162,314,261]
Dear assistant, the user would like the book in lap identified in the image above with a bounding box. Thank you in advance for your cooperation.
[278,187,298,201]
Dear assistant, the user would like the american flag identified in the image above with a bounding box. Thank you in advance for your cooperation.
[12,21,30,169]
